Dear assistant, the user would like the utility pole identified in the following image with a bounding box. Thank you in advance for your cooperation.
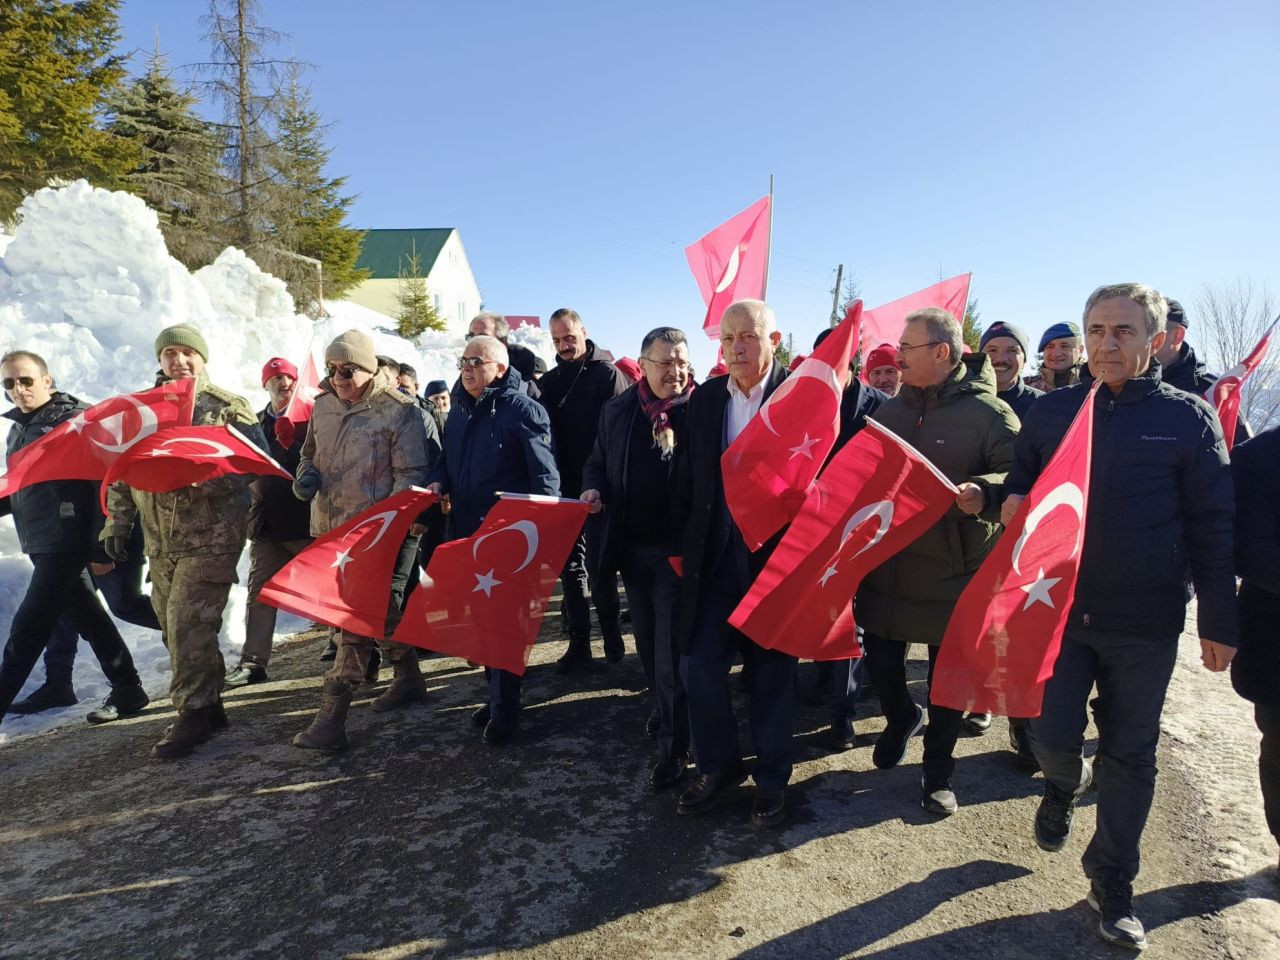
[830,263,844,328]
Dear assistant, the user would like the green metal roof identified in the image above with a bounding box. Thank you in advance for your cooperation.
[354,228,455,279]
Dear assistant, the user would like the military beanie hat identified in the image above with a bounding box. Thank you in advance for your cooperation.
[324,329,378,374]
[155,323,210,362]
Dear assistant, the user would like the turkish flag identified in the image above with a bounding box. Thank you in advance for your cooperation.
[392,494,590,675]
[282,344,323,428]
[859,274,971,380]
[721,301,861,551]
[685,195,771,339]
[729,420,959,660]
[99,425,293,511]
[258,487,438,637]
[931,382,1100,717]
[1207,319,1275,452]
[0,379,195,497]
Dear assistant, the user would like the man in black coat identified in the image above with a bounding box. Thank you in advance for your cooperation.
[537,308,630,672]
[670,299,794,827]
[0,351,148,726]
[582,326,694,789]
[1155,297,1250,445]
[1004,283,1238,951]
[1230,426,1280,876]
[226,358,314,687]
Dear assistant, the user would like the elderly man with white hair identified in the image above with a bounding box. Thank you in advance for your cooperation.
[427,334,559,744]
[669,299,796,827]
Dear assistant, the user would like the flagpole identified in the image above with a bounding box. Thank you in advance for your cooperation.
[762,174,774,301]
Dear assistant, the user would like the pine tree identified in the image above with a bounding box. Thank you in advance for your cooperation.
[194,0,288,253]
[395,240,446,339]
[962,298,982,351]
[269,64,368,312]
[106,47,230,267]
[0,0,135,222]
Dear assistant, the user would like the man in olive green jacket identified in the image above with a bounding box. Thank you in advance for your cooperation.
[102,324,266,759]
[855,307,1019,816]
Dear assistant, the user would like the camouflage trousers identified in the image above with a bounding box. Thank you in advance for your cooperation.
[149,553,238,711]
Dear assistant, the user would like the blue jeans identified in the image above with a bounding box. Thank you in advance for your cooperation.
[1029,626,1179,883]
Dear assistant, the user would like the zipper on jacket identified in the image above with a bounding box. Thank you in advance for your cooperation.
[1082,613,1091,627]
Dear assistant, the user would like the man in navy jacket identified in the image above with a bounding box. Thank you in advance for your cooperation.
[1004,283,1237,951]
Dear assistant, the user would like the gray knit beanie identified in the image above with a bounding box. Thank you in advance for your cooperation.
[154,323,209,362]
[324,329,378,374]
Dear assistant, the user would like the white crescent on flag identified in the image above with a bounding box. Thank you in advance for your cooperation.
[1010,482,1085,576]
[472,519,540,573]
[757,359,843,439]
[843,500,895,559]
[148,436,235,458]
[714,244,743,294]
[86,396,160,453]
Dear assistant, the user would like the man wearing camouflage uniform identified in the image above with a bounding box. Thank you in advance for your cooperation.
[102,324,266,759]
[292,329,438,750]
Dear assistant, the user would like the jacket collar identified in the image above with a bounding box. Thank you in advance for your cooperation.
[1081,358,1165,404]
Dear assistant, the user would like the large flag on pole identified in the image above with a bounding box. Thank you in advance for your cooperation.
[1207,319,1276,452]
[859,274,971,378]
[0,379,195,497]
[931,382,1101,717]
[685,195,772,339]
[393,494,590,675]
[99,425,292,512]
[728,420,958,660]
[721,301,861,550]
[258,488,438,637]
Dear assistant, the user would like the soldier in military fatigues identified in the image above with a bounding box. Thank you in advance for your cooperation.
[102,324,267,759]
[292,329,438,750]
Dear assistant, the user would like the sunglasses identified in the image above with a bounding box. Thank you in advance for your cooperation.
[325,364,359,380]
[457,357,497,369]
[2,376,37,389]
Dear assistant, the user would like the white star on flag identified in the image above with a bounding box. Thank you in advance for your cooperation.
[67,413,88,433]
[818,564,839,587]
[147,449,174,457]
[473,569,502,596]
[1020,567,1062,611]
[788,433,821,461]
[331,549,352,573]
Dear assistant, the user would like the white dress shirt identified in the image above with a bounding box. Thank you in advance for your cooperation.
[724,368,771,445]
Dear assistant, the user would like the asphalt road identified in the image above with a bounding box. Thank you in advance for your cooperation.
[2,608,1275,960]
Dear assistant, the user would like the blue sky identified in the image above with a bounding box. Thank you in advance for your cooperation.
[115,1,1280,373]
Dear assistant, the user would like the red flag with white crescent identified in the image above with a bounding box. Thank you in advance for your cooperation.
[0,379,195,498]
[931,381,1101,717]
[282,343,323,429]
[1207,319,1276,452]
[858,274,971,381]
[98,424,293,512]
[258,487,438,637]
[392,494,590,675]
[685,195,772,339]
[721,301,861,551]
[728,420,958,660]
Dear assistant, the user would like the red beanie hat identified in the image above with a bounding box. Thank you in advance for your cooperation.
[866,344,897,371]
[261,357,299,387]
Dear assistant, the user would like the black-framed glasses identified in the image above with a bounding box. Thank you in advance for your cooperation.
[641,357,690,371]
[2,376,36,389]
[896,340,942,353]
[457,357,496,369]
[325,364,359,380]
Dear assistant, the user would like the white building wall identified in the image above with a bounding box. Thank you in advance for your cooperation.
[344,229,484,339]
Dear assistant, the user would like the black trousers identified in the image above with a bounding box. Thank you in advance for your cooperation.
[619,543,686,760]
[862,633,963,784]
[0,552,140,719]
[1256,702,1280,843]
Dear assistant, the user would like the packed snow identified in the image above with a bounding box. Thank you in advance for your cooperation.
[0,181,552,744]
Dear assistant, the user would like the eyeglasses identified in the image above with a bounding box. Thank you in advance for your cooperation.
[2,376,36,389]
[457,357,497,369]
[641,357,690,371]
[896,341,942,353]
[325,364,359,380]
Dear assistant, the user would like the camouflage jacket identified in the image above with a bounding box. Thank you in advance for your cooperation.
[103,375,264,558]
[1023,364,1082,393]
[299,376,439,536]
